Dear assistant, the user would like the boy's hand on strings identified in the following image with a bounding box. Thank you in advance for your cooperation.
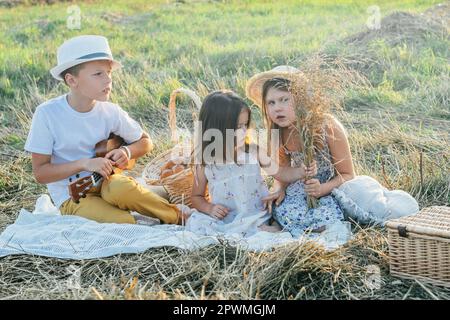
[262,188,286,214]
[300,160,318,181]
[304,178,323,198]
[83,158,116,180]
[105,148,129,170]
[209,204,230,220]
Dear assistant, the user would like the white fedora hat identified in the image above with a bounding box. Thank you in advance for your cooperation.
[50,35,122,81]
[245,65,303,107]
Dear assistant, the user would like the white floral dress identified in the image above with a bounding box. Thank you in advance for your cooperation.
[185,152,271,238]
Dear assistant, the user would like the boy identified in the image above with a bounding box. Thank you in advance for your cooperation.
[25,35,182,224]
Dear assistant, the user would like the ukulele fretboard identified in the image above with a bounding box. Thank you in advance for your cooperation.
[92,172,103,185]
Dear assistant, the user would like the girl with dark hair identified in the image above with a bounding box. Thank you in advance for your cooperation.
[185,90,316,237]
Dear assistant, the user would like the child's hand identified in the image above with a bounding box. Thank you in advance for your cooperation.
[304,178,322,198]
[105,148,129,170]
[262,188,286,214]
[209,204,230,220]
[301,160,317,180]
[83,158,116,180]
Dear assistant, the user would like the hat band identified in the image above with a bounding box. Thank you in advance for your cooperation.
[76,52,113,60]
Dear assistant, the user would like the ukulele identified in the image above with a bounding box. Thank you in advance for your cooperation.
[68,134,136,203]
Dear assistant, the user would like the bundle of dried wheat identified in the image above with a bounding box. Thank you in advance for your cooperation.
[290,56,366,208]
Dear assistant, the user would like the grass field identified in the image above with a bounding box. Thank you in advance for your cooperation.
[0,0,449,299]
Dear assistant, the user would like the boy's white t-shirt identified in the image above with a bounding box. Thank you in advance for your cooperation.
[24,94,144,208]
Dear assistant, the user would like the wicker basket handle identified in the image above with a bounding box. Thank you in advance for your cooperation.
[168,88,202,143]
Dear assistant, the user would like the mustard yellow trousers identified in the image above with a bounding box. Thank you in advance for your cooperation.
[60,174,180,224]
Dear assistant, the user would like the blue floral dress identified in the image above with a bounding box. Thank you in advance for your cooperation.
[273,134,344,238]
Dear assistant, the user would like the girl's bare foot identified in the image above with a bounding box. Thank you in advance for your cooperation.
[176,204,193,224]
[259,224,282,233]
[131,212,160,226]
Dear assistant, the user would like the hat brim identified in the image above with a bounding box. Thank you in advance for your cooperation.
[245,70,301,107]
[50,58,122,81]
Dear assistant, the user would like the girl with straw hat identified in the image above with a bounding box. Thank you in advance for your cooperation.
[245,66,356,237]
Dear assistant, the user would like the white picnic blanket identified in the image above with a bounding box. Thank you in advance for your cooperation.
[0,195,352,260]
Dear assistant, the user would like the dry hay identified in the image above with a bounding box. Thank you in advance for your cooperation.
[344,10,448,48]
[330,6,450,77]
[422,2,450,29]
[1,225,450,300]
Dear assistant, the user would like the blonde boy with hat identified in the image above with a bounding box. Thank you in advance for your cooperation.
[25,35,183,224]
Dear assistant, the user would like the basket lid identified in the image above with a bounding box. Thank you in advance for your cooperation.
[385,206,450,239]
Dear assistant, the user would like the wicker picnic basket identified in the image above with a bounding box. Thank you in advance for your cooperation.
[385,206,450,288]
[142,88,203,207]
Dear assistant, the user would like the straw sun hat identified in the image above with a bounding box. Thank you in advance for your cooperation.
[245,65,303,107]
[50,35,122,81]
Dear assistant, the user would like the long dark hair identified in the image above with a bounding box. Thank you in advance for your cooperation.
[196,90,251,165]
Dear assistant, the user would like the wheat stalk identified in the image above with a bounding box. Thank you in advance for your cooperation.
[289,56,363,209]
[291,75,319,209]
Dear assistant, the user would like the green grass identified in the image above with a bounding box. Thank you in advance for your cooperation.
[0,0,449,300]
